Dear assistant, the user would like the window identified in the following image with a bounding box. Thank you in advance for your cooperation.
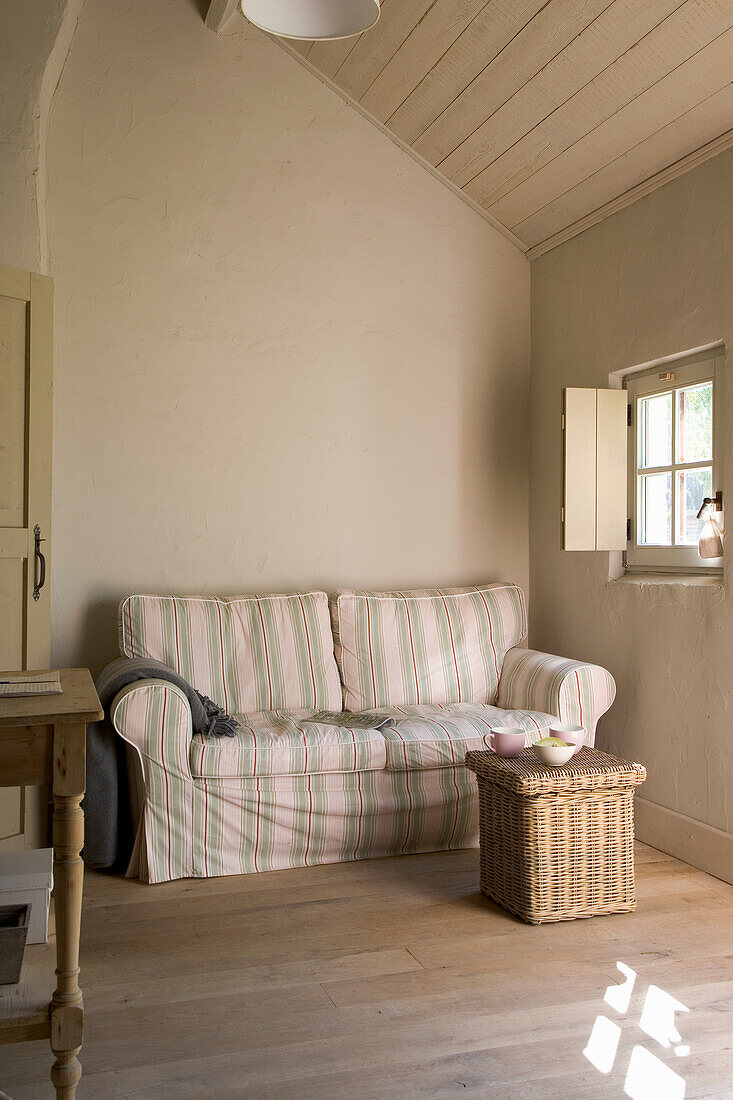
[625,350,723,573]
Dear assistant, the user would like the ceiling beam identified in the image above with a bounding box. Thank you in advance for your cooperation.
[205,0,240,34]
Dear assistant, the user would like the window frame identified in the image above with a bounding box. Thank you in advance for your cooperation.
[625,349,724,575]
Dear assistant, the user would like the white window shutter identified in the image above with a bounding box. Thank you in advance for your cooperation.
[563,388,627,551]
[563,388,597,550]
[595,389,628,550]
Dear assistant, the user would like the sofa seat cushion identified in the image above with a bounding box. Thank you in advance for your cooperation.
[331,585,527,711]
[378,703,556,771]
[190,712,387,779]
[119,592,342,714]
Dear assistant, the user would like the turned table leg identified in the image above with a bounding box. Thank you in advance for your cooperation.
[50,722,85,1099]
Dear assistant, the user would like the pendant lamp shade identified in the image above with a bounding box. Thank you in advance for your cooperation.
[240,0,380,40]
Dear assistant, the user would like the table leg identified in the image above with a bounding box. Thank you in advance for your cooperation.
[50,722,85,1099]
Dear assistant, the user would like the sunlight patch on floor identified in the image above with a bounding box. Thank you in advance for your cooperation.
[625,1045,686,1100]
[583,961,689,1098]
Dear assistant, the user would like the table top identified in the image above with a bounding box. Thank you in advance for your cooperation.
[0,669,103,728]
[464,746,646,796]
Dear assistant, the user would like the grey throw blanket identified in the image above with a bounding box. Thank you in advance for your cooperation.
[84,657,239,872]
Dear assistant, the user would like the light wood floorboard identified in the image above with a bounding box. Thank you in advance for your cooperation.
[2,843,732,1098]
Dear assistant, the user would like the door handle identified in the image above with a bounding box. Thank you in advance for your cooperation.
[33,524,46,601]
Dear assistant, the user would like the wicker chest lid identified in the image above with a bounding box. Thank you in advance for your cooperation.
[464,746,646,797]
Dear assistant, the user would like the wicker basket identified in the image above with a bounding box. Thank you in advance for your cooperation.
[464,747,646,924]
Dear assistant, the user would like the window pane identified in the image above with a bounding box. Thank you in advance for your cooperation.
[677,466,712,545]
[677,382,712,464]
[639,391,672,468]
[638,472,672,545]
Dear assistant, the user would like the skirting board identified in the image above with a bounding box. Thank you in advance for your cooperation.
[635,797,733,887]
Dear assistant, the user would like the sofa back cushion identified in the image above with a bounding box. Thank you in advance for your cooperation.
[119,592,342,714]
[331,584,526,711]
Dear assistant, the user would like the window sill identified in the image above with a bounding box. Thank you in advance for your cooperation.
[612,572,723,588]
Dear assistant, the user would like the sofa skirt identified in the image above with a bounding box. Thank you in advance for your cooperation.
[126,757,478,884]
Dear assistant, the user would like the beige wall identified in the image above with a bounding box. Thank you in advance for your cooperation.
[45,0,530,672]
[531,149,733,840]
[0,0,68,271]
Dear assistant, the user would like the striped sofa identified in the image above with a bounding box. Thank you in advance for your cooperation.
[111,585,615,883]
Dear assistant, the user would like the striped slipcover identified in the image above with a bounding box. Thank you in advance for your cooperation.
[112,587,617,883]
[331,584,527,711]
[119,593,342,713]
[190,712,388,778]
[378,703,556,771]
[112,682,477,884]
[496,648,616,740]
[188,703,557,778]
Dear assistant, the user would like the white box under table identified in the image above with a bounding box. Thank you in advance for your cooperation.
[0,848,53,944]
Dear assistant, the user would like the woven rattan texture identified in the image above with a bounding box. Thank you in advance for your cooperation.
[464,746,646,796]
[466,747,646,924]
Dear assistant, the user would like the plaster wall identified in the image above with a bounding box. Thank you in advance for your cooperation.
[0,0,69,271]
[531,148,733,837]
[45,0,530,672]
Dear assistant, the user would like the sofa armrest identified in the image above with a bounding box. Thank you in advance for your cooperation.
[111,679,193,780]
[496,648,616,744]
[111,679,196,882]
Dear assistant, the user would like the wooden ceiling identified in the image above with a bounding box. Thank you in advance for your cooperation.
[281,0,733,256]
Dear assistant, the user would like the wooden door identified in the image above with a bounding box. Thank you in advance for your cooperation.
[0,264,53,849]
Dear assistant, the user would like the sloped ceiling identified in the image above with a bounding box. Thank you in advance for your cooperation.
[211,0,733,257]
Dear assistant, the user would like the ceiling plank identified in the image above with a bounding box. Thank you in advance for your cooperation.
[521,86,733,247]
[360,0,488,123]
[334,0,436,102]
[304,0,395,76]
[500,28,733,233]
[440,0,685,187]
[526,120,733,257]
[539,0,733,151]
[461,0,732,204]
[465,129,557,212]
[413,0,613,167]
[304,36,359,74]
[386,0,549,147]
[280,0,733,256]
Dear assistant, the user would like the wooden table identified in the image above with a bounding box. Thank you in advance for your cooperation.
[0,669,102,1098]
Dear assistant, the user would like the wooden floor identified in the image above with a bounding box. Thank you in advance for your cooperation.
[3,843,733,1099]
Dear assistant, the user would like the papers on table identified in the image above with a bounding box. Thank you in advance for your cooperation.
[0,671,62,698]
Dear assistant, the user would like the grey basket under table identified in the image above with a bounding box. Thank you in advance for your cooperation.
[465,746,647,924]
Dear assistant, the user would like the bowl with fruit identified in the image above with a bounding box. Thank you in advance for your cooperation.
[531,736,575,767]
